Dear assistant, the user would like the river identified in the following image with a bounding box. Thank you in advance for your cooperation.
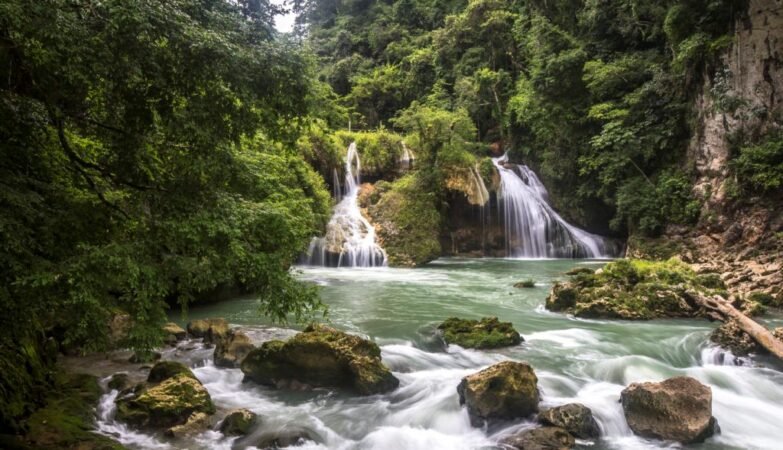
[96,258,783,449]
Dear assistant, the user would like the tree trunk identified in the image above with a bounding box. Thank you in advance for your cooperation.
[687,291,783,360]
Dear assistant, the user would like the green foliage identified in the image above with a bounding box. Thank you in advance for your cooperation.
[733,131,783,193]
[334,130,406,177]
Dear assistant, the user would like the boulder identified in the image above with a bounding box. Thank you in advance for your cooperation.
[187,318,230,344]
[621,376,718,443]
[254,430,315,449]
[710,319,761,355]
[514,280,536,288]
[163,322,187,344]
[116,363,214,429]
[214,330,255,368]
[165,411,211,438]
[437,317,522,349]
[501,426,575,450]
[108,373,132,392]
[219,408,257,436]
[241,324,399,395]
[457,361,539,426]
[538,403,599,439]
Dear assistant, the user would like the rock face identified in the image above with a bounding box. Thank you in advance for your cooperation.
[501,426,575,450]
[214,330,255,368]
[187,318,230,344]
[438,317,522,349]
[710,319,761,355]
[220,409,257,436]
[457,361,539,426]
[241,324,399,395]
[538,403,600,439]
[621,376,717,443]
[116,361,215,429]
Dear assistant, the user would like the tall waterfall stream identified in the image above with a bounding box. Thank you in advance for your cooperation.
[95,259,783,450]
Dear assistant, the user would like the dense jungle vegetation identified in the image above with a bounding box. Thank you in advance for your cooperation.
[2,0,780,433]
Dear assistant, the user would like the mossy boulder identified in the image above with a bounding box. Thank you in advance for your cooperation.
[116,363,214,429]
[107,373,132,392]
[514,279,536,288]
[457,361,539,426]
[621,376,717,444]
[162,322,187,344]
[214,330,255,368]
[187,318,230,344]
[438,317,522,349]
[219,408,257,436]
[538,403,600,439]
[241,324,399,395]
[164,411,211,438]
[501,426,575,450]
[546,258,724,320]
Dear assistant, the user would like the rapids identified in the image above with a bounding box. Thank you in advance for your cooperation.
[96,259,783,449]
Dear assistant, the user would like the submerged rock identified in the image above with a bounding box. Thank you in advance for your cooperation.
[514,280,536,288]
[501,426,575,450]
[214,330,255,368]
[253,429,316,449]
[538,403,599,439]
[116,362,215,429]
[710,319,761,355]
[241,324,399,395]
[437,317,522,349]
[219,408,257,436]
[187,318,230,344]
[621,376,717,443]
[457,361,539,426]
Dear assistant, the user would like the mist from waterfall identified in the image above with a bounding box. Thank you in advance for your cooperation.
[492,153,613,258]
[304,142,388,267]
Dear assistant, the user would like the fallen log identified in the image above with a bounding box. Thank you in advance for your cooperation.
[686,290,783,360]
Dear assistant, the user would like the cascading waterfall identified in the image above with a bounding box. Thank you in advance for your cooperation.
[399,142,415,170]
[304,142,387,267]
[493,153,612,258]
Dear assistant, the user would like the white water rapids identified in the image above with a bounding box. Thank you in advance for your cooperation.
[93,260,783,450]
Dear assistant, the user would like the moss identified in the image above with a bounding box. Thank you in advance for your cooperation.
[437,317,522,349]
[627,235,684,260]
[546,258,715,320]
[334,130,404,178]
[514,279,536,288]
[23,372,126,449]
[565,267,595,276]
[747,292,776,306]
[366,174,441,267]
[116,373,215,429]
[147,361,196,384]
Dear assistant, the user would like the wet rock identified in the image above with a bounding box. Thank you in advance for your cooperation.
[214,330,255,368]
[116,362,214,429]
[219,408,257,436]
[538,403,599,439]
[514,280,536,288]
[501,426,575,450]
[546,285,577,311]
[621,376,717,443]
[710,319,761,355]
[147,360,195,383]
[108,373,132,391]
[165,411,211,438]
[241,324,399,395]
[254,429,316,449]
[437,317,522,349]
[457,361,539,426]
[163,322,187,345]
[187,318,230,344]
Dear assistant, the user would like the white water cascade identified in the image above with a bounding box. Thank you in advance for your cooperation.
[493,153,612,258]
[304,142,388,267]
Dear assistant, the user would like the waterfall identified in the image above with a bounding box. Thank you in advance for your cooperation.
[492,153,611,258]
[303,142,387,267]
[399,142,415,170]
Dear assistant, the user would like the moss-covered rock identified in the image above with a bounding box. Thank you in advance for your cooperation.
[187,318,230,345]
[437,317,522,349]
[107,373,132,392]
[546,258,726,320]
[214,330,255,368]
[538,403,600,439]
[162,322,187,343]
[365,174,441,267]
[116,363,214,429]
[164,411,211,438]
[457,361,539,426]
[514,279,536,288]
[501,426,575,450]
[219,409,257,436]
[241,324,399,395]
[710,320,762,355]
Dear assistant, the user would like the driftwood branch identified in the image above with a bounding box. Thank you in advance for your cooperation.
[686,290,783,360]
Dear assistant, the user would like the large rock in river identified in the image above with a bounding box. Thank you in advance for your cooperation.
[116,361,215,429]
[241,324,399,395]
[214,330,255,368]
[457,361,539,426]
[438,317,522,349]
[501,426,575,449]
[187,318,230,344]
[538,403,600,439]
[621,376,718,443]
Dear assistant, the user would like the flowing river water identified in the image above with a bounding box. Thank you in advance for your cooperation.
[96,259,783,450]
